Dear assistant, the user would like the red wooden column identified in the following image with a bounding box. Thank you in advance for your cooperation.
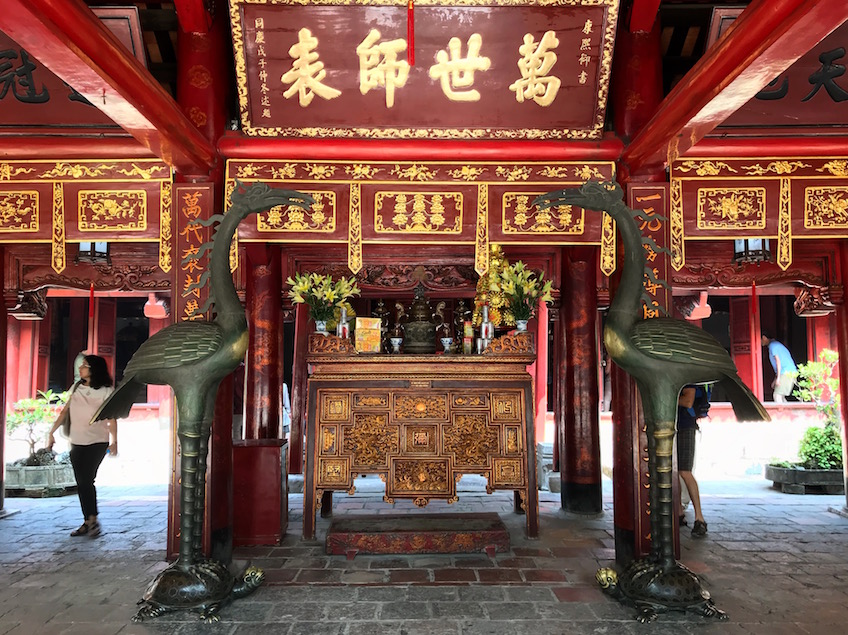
[610,12,665,563]
[0,248,7,514]
[560,246,602,513]
[244,244,284,439]
[836,242,848,511]
[289,303,310,474]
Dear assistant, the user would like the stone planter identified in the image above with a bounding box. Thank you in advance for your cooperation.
[764,464,845,495]
[4,463,76,498]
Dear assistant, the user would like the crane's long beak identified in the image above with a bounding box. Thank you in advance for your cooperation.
[533,189,581,210]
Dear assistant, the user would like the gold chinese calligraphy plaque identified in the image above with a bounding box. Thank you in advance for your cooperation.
[230,0,619,140]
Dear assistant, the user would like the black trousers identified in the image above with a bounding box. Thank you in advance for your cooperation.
[69,442,109,520]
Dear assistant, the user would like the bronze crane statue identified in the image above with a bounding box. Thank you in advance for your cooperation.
[535,181,769,622]
[93,182,313,622]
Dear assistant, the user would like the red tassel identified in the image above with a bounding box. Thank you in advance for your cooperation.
[407,0,414,66]
[89,283,95,319]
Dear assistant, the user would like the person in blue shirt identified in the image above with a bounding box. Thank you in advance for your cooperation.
[761,333,798,403]
[678,385,708,538]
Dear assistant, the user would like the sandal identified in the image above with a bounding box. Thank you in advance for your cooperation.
[679,515,688,527]
[70,523,89,537]
[87,520,101,538]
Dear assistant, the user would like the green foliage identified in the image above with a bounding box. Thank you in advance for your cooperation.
[5,389,69,458]
[792,349,843,470]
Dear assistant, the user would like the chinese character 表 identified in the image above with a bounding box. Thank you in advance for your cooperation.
[281,28,341,107]
[802,48,848,103]
[0,49,49,104]
[509,31,561,107]
[428,33,491,102]
[356,29,410,108]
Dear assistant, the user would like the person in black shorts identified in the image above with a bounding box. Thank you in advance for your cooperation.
[678,386,707,538]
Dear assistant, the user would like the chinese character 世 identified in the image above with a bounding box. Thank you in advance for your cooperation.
[356,29,410,108]
[429,33,491,102]
[281,28,342,107]
[509,31,561,107]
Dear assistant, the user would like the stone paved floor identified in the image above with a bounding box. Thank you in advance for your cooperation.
[1,476,847,634]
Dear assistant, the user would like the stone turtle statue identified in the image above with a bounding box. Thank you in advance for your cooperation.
[133,561,264,623]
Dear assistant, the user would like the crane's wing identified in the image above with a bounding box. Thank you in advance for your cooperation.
[631,318,737,372]
[93,322,222,421]
[718,375,771,422]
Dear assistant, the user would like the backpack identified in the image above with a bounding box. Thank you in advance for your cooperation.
[692,385,712,419]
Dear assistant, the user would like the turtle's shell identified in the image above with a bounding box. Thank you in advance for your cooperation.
[618,560,710,607]
[143,560,235,609]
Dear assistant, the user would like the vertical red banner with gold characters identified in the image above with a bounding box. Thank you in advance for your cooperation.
[166,183,214,559]
[626,182,670,557]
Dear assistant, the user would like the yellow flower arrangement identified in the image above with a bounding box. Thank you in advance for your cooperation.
[493,261,553,321]
[285,272,360,323]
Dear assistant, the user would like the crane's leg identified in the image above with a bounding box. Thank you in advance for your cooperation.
[176,395,206,567]
[192,389,218,560]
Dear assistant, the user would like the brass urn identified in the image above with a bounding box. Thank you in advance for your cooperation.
[401,284,445,354]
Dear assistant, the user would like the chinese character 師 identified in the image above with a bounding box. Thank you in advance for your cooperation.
[429,33,491,102]
[282,28,342,107]
[356,29,410,108]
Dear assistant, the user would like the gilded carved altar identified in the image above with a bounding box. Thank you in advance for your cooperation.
[303,347,538,540]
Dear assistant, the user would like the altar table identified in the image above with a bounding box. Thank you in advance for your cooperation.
[303,334,538,541]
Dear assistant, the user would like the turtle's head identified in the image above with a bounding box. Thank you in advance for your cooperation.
[596,567,619,592]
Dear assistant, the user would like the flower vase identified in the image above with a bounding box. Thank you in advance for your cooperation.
[314,320,329,335]
[515,320,529,332]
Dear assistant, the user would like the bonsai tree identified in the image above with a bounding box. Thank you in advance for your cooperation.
[6,389,69,466]
[793,349,843,470]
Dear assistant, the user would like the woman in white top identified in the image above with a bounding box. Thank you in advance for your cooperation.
[47,355,118,537]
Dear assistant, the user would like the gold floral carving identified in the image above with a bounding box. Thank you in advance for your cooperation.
[321,426,338,454]
[484,332,534,355]
[0,192,38,231]
[405,425,437,453]
[374,192,462,233]
[0,164,35,180]
[394,394,448,420]
[492,393,522,422]
[159,181,172,273]
[320,393,349,422]
[502,193,583,234]
[391,459,450,495]
[452,394,488,408]
[305,164,337,179]
[116,163,168,180]
[778,178,792,271]
[41,163,112,178]
[740,161,810,176]
[675,160,737,176]
[493,458,523,487]
[447,165,486,181]
[78,191,147,231]
[270,164,297,179]
[235,164,263,178]
[52,183,65,274]
[495,165,531,181]
[817,160,848,177]
[309,333,356,354]
[697,187,766,230]
[346,164,382,179]
[343,413,399,469]
[600,212,616,276]
[349,183,362,273]
[257,191,336,232]
[318,458,349,486]
[804,186,848,229]
[670,178,684,270]
[475,184,488,275]
[443,413,498,468]
[354,394,388,408]
[391,164,436,181]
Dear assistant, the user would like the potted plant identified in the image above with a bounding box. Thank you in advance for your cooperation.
[764,348,844,494]
[5,389,76,497]
[286,272,360,335]
[492,261,553,331]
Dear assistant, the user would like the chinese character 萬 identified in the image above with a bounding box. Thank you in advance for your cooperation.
[509,31,561,107]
